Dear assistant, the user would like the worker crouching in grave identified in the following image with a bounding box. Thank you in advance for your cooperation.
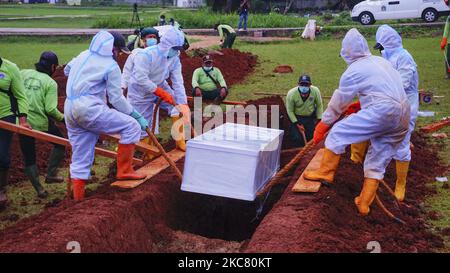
[0,57,32,210]
[441,15,450,78]
[64,31,148,201]
[127,26,190,152]
[214,24,236,49]
[303,28,410,216]
[19,52,68,198]
[192,55,228,104]
[285,74,323,147]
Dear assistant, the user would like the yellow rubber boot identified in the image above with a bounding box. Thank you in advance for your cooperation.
[303,148,341,184]
[141,137,161,161]
[350,141,369,164]
[354,178,379,216]
[171,116,186,152]
[394,160,410,202]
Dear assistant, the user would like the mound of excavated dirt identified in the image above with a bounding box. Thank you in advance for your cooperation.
[245,133,447,253]
[273,65,293,74]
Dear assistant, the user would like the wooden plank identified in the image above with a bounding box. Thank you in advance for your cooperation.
[111,149,185,189]
[187,96,247,106]
[100,134,160,155]
[291,148,324,193]
[0,120,142,165]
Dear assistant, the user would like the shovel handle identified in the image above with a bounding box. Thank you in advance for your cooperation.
[145,128,183,181]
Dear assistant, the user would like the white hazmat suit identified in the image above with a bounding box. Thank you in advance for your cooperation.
[64,31,141,180]
[127,26,185,138]
[323,28,410,180]
[376,25,419,162]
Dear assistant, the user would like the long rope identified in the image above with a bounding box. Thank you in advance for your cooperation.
[256,140,315,197]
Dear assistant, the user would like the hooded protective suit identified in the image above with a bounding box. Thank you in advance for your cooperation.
[127,26,185,138]
[323,28,410,180]
[64,31,141,180]
[376,25,419,162]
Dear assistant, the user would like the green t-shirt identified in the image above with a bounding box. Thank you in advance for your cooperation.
[285,85,324,123]
[0,58,28,119]
[192,67,227,92]
[20,69,63,132]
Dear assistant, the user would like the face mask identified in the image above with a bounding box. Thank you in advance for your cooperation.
[203,66,213,72]
[146,38,157,47]
[298,86,310,94]
[167,48,179,58]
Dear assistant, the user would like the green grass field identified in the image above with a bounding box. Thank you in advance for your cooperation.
[0,35,448,250]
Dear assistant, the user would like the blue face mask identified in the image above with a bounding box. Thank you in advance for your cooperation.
[146,38,157,47]
[167,48,179,58]
[298,86,310,94]
[203,66,213,72]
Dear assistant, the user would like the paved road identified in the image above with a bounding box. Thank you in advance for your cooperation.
[0,21,444,37]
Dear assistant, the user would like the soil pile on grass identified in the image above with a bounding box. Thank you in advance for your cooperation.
[245,132,447,253]
[273,65,293,73]
[180,49,257,96]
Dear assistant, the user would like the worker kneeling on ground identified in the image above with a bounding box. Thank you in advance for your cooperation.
[19,52,67,198]
[303,28,410,216]
[285,74,323,147]
[127,26,188,151]
[64,31,148,201]
[192,55,228,103]
[0,56,32,210]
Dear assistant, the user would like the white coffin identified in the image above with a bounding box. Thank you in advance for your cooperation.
[181,123,284,201]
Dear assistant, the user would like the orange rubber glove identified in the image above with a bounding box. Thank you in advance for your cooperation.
[154,87,175,106]
[313,121,331,145]
[441,37,448,51]
[345,101,361,116]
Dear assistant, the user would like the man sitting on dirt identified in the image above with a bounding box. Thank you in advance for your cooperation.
[285,74,323,147]
[303,28,410,216]
[192,55,228,103]
[0,56,32,210]
[213,24,236,49]
[64,31,148,201]
[19,51,67,198]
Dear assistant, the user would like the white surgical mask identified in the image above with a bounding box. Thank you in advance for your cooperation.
[203,66,213,71]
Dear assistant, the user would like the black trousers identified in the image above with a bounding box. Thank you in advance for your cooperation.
[19,119,64,167]
[222,33,236,49]
[192,87,228,100]
[290,114,317,147]
[0,115,17,170]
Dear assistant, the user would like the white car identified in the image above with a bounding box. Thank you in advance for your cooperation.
[351,0,450,25]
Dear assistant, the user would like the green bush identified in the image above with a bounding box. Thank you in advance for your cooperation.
[93,8,310,29]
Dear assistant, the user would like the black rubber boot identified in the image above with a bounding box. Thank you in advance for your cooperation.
[45,146,65,184]
[0,169,8,210]
[25,165,48,198]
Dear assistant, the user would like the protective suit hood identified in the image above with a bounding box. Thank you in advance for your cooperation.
[157,26,185,52]
[376,25,402,51]
[340,28,371,65]
[89,31,114,57]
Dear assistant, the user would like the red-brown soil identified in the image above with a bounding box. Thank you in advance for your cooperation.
[273,65,294,74]
[245,133,447,253]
